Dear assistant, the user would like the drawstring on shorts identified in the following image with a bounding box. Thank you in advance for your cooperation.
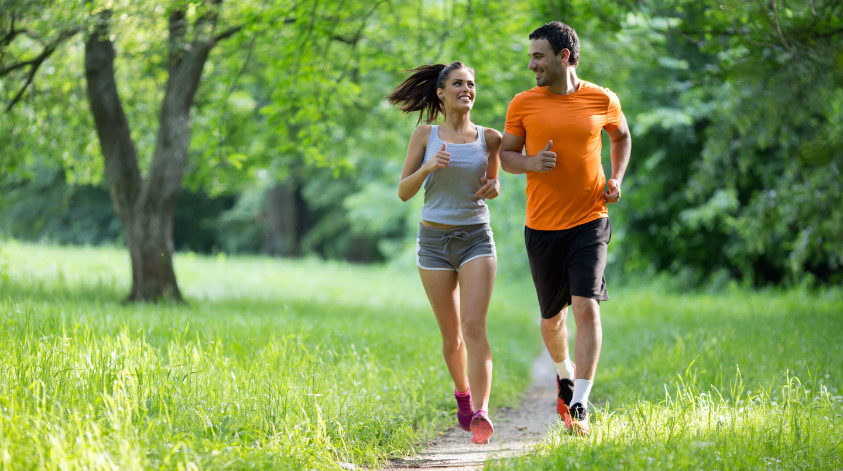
[440,231,470,253]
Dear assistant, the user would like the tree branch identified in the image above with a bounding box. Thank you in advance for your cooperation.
[1,17,23,48]
[214,24,245,42]
[3,27,81,111]
[167,10,187,75]
[772,0,796,57]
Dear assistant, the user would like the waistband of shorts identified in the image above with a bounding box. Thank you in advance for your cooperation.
[418,222,491,236]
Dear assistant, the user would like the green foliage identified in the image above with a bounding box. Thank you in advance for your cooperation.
[0,169,121,244]
[3,0,841,286]
[610,1,843,286]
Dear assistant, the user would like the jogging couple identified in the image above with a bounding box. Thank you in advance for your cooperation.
[389,21,632,443]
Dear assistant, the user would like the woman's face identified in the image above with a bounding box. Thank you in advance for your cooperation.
[438,68,475,113]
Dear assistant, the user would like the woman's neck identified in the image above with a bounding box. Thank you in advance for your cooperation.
[441,112,472,132]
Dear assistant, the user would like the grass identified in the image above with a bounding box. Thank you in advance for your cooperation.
[496,286,843,469]
[1,241,841,469]
[0,240,540,469]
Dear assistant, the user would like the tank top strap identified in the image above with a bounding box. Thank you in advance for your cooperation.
[427,125,440,149]
[476,125,486,147]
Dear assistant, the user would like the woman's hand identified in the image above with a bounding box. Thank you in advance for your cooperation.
[423,143,451,173]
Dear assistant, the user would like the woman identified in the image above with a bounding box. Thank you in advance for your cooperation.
[389,61,501,444]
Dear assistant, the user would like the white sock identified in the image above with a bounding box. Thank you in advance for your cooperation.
[555,358,575,381]
[571,379,593,407]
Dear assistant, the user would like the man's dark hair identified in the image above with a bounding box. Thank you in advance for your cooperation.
[529,21,580,67]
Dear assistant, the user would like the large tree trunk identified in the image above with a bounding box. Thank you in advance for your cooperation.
[84,7,220,302]
[263,181,304,256]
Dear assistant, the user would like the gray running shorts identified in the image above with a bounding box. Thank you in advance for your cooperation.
[416,222,496,271]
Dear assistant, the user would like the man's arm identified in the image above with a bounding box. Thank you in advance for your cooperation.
[500,132,556,174]
[603,114,631,203]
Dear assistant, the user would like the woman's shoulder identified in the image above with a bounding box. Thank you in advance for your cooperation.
[411,124,434,140]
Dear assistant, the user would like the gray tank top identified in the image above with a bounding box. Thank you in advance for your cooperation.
[420,125,491,225]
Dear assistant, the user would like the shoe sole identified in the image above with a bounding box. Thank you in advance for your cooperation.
[569,420,590,437]
[470,416,494,444]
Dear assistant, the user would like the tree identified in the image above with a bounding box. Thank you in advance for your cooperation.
[609,0,843,286]
[1,0,390,301]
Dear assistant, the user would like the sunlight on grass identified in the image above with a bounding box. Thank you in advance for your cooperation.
[494,285,843,470]
[0,240,539,469]
[2,241,840,469]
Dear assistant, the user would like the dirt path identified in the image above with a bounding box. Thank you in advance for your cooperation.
[385,351,558,470]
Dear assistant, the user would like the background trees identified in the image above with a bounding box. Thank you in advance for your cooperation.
[2,0,840,296]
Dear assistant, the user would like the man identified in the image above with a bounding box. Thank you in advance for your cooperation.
[500,21,631,436]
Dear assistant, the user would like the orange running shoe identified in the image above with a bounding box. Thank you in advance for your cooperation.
[568,402,590,436]
[557,362,576,427]
[556,374,574,428]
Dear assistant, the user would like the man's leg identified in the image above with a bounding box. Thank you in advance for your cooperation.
[567,295,602,436]
[541,306,577,425]
[570,296,602,380]
[540,306,569,363]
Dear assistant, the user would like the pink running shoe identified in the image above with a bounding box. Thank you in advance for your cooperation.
[470,410,494,444]
[454,388,474,431]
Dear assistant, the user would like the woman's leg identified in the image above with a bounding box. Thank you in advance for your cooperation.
[456,256,496,412]
[418,267,469,393]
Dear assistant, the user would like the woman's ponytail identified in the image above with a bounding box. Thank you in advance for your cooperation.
[388,62,471,124]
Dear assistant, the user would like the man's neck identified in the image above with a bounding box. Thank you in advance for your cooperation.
[547,69,580,95]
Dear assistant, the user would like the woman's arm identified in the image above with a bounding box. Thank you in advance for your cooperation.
[398,125,443,202]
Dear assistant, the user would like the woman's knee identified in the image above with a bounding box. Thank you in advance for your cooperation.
[441,335,464,355]
[460,319,487,343]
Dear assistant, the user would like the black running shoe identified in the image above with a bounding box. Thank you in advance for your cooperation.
[556,374,574,425]
[568,402,590,436]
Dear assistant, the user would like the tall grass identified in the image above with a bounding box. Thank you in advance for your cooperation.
[496,285,843,469]
[3,241,840,469]
[0,240,540,469]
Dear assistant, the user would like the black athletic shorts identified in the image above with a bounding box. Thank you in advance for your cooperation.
[524,217,611,319]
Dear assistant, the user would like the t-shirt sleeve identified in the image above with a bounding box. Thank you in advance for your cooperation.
[503,96,525,137]
[604,89,622,132]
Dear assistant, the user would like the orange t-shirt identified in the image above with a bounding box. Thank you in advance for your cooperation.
[504,81,622,230]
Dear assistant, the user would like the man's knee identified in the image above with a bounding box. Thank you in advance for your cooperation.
[541,308,568,331]
[571,297,600,323]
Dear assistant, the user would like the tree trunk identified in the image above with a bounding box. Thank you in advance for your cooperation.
[84,7,219,302]
[263,181,304,256]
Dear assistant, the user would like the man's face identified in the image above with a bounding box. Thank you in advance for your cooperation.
[528,38,564,87]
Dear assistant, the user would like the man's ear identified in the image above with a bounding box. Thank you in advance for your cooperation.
[559,48,571,64]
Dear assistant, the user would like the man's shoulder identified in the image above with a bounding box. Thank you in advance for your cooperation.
[511,86,545,104]
[579,80,619,100]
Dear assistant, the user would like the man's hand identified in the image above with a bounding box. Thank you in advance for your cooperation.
[528,140,556,173]
[474,177,500,200]
[603,178,621,203]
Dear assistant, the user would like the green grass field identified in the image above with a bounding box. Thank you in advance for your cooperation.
[501,284,843,469]
[1,240,841,469]
[0,241,540,469]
